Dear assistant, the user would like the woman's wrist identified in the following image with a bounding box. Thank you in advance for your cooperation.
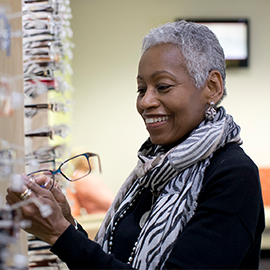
[46,219,70,246]
[64,213,76,226]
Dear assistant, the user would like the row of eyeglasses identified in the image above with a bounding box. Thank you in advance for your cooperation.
[23,0,73,146]
[22,1,75,190]
[23,0,74,98]
[0,0,73,118]
[0,0,75,173]
[0,0,77,190]
[1,0,73,134]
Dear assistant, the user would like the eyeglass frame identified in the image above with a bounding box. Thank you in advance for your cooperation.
[25,124,70,140]
[27,152,102,190]
[25,143,66,162]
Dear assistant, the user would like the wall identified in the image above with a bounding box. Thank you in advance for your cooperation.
[70,0,270,194]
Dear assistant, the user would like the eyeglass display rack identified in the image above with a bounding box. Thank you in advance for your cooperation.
[0,0,27,269]
[0,0,74,269]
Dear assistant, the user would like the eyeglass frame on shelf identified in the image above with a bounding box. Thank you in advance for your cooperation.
[25,124,70,140]
[27,152,102,190]
[25,143,66,162]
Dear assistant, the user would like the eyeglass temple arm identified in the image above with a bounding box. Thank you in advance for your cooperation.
[96,155,102,173]
[25,130,54,140]
[87,153,102,173]
[25,103,54,110]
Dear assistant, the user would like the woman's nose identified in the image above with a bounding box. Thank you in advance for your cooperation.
[138,88,159,109]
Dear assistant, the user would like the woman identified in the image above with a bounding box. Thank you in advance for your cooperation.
[6,20,264,269]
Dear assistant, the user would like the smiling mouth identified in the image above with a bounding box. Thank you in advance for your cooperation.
[145,116,169,124]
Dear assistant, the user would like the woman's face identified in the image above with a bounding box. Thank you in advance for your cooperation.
[136,43,209,146]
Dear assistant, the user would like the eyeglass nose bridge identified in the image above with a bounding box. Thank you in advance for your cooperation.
[50,166,74,183]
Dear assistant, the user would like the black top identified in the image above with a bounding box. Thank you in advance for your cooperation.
[51,143,265,269]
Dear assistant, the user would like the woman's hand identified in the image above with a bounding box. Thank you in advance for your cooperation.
[6,175,70,246]
[28,174,76,226]
[50,181,76,225]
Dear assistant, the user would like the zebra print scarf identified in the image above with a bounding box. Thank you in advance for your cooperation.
[95,107,242,269]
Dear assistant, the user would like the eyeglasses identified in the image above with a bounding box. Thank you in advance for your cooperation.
[26,159,57,175]
[24,76,71,98]
[27,152,102,190]
[25,124,70,140]
[0,138,24,177]
[25,102,68,118]
[25,144,66,162]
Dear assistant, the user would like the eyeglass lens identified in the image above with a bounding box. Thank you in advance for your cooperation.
[60,154,91,181]
[29,170,55,190]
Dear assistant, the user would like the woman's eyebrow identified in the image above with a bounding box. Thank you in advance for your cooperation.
[151,70,176,78]
[137,71,176,81]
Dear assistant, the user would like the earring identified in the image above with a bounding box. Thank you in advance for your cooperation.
[205,102,217,121]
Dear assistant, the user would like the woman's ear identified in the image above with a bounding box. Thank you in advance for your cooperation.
[204,70,224,104]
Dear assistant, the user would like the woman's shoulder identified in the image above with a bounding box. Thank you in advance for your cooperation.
[206,142,258,180]
[215,142,255,163]
[202,142,262,214]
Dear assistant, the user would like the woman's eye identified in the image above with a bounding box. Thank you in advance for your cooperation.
[157,85,171,91]
[137,88,146,94]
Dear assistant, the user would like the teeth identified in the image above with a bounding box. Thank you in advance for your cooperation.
[145,116,168,124]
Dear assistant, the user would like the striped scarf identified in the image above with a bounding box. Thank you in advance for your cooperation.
[95,107,242,269]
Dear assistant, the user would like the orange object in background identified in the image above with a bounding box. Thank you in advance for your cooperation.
[259,168,270,205]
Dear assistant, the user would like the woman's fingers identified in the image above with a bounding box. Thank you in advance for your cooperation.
[27,174,54,191]
[50,182,74,223]
[6,183,29,204]
[26,178,49,195]
[6,173,74,230]
[50,182,65,200]
[6,174,52,207]
[5,190,18,205]
[5,173,72,245]
[19,188,32,200]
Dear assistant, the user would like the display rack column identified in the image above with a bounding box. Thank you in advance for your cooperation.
[0,0,28,260]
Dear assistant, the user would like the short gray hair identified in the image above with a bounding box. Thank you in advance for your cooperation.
[142,20,227,99]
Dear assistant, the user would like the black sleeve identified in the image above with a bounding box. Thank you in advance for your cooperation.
[50,225,134,269]
[164,144,265,269]
[77,222,88,237]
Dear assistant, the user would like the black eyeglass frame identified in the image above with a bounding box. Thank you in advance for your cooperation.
[27,152,101,190]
